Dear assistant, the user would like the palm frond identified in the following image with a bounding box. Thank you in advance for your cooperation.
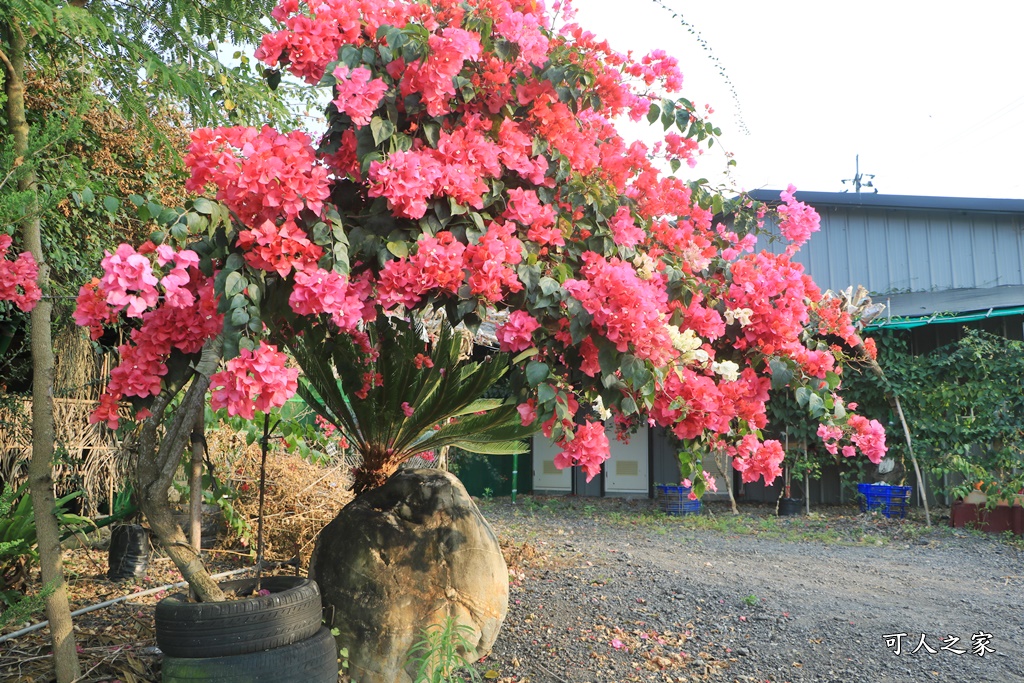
[287,314,536,476]
[455,440,530,455]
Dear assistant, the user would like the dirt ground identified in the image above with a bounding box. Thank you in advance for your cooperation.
[479,497,1024,683]
[2,495,1022,683]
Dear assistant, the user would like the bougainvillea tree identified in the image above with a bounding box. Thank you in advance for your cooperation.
[75,0,885,600]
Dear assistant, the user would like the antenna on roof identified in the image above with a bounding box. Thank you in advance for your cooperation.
[842,154,877,194]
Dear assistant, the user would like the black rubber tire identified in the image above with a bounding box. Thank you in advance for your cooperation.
[156,576,323,658]
[161,626,339,682]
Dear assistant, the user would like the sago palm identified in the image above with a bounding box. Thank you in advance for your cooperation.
[289,314,534,495]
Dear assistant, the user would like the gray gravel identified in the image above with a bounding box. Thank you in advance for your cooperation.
[476,497,1024,683]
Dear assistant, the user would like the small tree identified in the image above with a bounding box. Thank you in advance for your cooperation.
[74,0,888,600]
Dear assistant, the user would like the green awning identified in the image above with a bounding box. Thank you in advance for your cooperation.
[865,306,1024,331]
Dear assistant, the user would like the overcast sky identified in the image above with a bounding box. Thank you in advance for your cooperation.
[573,0,1024,199]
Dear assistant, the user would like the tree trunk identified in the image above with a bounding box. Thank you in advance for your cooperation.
[719,449,738,514]
[352,462,400,496]
[189,410,205,552]
[136,337,227,602]
[2,22,81,682]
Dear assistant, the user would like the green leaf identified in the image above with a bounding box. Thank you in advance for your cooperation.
[102,196,120,213]
[370,116,395,146]
[675,107,691,132]
[333,242,350,275]
[311,222,331,245]
[224,252,244,273]
[620,354,651,388]
[795,386,810,408]
[517,264,541,292]
[539,277,561,296]
[192,197,215,215]
[807,392,825,417]
[769,358,795,390]
[512,348,539,364]
[386,240,409,258]
[621,396,638,415]
[458,440,530,455]
[525,361,549,387]
[158,207,179,225]
[224,272,246,298]
[422,120,441,148]
[646,103,661,124]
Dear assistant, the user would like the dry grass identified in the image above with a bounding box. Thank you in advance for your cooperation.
[205,424,354,570]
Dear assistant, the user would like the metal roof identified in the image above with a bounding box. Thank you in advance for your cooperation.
[749,191,1024,321]
[747,190,1024,215]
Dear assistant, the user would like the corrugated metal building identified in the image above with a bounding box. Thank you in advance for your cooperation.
[530,191,1024,500]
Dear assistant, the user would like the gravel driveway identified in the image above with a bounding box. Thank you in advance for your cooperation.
[477,497,1023,683]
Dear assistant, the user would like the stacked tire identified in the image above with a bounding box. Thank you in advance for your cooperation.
[156,576,338,682]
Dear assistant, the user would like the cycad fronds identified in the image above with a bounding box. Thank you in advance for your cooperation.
[290,315,534,494]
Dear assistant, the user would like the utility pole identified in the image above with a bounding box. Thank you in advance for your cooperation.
[842,155,877,194]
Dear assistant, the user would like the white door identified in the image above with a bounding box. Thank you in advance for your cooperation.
[531,434,572,491]
[604,425,649,494]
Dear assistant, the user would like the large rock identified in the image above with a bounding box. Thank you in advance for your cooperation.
[309,469,508,683]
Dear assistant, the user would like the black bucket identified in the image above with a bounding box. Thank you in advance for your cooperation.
[172,504,225,549]
[778,497,804,516]
[107,523,151,580]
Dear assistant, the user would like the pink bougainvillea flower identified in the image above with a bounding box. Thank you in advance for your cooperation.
[289,268,363,333]
[0,235,41,312]
[209,343,298,420]
[185,126,330,227]
[777,185,820,251]
[332,65,388,127]
[99,244,160,318]
[554,420,610,482]
[847,414,888,464]
[517,399,537,426]
[377,232,467,309]
[74,278,118,340]
[496,311,540,352]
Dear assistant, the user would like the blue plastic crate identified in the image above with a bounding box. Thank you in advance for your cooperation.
[656,484,702,516]
[858,483,912,519]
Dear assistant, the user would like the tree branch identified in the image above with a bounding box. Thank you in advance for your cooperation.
[0,46,14,79]
[136,336,227,602]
